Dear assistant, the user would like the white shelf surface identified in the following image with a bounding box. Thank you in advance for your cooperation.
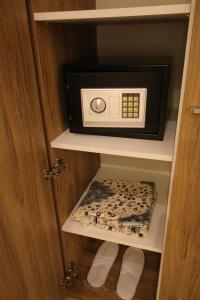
[34,4,190,23]
[62,165,170,253]
[51,121,176,162]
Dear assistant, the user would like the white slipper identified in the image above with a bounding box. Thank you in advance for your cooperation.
[117,247,145,300]
[87,241,119,288]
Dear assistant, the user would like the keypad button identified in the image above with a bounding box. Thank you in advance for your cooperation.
[122,93,140,118]
[123,113,128,118]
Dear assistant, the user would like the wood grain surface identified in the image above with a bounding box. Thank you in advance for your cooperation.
[65,239,160,300]
[0,0,64,299]
[28,0,100,266]
[159,1,200,299]
[31,0,96,12]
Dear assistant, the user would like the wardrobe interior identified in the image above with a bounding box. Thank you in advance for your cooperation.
[29,0,190,298]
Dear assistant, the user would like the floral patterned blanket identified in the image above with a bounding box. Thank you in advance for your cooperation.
[73,179,157,237]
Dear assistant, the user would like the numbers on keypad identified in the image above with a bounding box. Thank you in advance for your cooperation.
[122,93,140,118]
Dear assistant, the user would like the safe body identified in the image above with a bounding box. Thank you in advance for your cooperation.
[65,62,170,140]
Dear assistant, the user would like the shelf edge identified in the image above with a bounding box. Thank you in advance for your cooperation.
[34,4,191,22]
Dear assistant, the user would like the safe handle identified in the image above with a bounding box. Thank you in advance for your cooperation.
[190,106,200,115]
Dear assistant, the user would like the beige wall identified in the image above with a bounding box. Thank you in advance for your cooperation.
[96,0,190,9]
[96,21,188,111]
[101,154,171,173]
[95,1,188,111]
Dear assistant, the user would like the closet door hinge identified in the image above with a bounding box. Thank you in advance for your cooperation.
[60,263,78,288]
[43,158,66,180]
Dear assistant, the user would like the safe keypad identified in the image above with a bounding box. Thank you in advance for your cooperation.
[122,93,140,118]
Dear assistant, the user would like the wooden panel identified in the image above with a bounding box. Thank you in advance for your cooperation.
[55,149,100,264]
[28,0,100,266]
[28,0,96,142]
[65,239,160,300]
[31,0,96,12]
[159,1,200,299]
[0,1,64,299]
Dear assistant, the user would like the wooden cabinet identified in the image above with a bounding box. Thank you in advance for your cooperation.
[0,1,64,299]
[0,0,199,299]
[159,1,200,298]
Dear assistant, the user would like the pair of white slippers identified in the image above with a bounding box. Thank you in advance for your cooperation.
[87,241,145,300]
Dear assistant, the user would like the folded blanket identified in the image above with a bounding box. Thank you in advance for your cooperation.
[73,179,156,237]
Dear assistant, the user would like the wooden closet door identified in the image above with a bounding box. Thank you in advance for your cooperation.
[0,1,64,299]
[159,1,200,299]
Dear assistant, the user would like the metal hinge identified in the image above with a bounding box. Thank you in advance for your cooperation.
[60,263,78,288]
[43,158,66,180]
[190,106,200,115]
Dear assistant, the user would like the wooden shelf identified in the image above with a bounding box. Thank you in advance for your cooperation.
[51,121,176,162]
[34,4,190,23]
[62,164,170,253]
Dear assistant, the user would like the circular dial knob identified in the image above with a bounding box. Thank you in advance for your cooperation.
[90,98,106,113]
